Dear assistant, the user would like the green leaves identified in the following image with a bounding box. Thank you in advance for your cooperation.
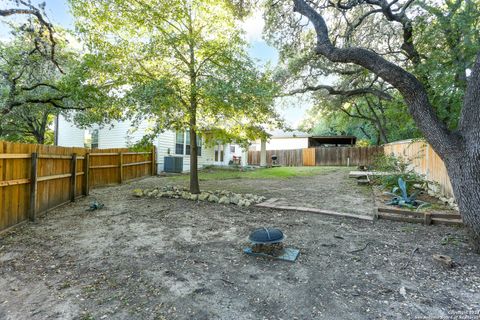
[413,0,480,129]
[266,0,480,142]
[69,0,280,144]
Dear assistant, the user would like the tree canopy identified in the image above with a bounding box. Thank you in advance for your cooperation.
[0,1,114,144]
[266,0,480,144]
[69,0,280,192]
[263,0,480,249]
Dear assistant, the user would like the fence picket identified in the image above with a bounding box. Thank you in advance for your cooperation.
[0,141,155,232]
[384,140,453,198]
[248,146,383,167]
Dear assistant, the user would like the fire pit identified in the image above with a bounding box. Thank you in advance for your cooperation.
[244,227,300,262]
[249,227,284,256]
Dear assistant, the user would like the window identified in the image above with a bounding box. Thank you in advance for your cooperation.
[214,144,224,162]
[175,131,184,155]
[91,130,99,149]
[230,145,235,153]
[185,130,190,155]
[177,130,202,156]
[84,129,99,148]
[197,135,202,156]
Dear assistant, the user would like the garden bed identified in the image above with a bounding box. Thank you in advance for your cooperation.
[373,187,463,226]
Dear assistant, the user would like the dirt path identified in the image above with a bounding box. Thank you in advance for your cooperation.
[0,173,479,320]
[157,167,375,217]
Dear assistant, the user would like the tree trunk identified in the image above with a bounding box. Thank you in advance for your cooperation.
[378,125,389,144]
[292,0,480,249]
[35,132,45,144]
[187,23,200,194]
[189,118,200,194]
[444,152,480,251]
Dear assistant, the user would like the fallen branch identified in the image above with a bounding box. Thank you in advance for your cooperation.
[401,247,419,269]
[219,278,234,285]
[347,242,371,253]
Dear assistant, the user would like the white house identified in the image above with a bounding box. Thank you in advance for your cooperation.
[55,115,247,173]
[250,130,311,151]
[250,130,357,151]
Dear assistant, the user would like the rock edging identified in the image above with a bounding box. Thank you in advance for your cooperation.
[132,186,266,207]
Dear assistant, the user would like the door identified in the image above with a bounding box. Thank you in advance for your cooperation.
[214,144,225,165]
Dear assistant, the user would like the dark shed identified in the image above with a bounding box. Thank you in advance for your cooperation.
[308,135,357,147]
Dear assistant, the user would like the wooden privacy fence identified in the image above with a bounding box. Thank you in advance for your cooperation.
[248,149,303,166]
[0,141,156,233]
[248,146,383,167]
[314,146,383,166]
[384,140,453,198]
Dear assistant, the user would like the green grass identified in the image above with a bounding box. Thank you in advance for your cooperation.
[168,166,341,181]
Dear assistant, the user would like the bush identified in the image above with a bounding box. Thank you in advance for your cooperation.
[356,139,371,147]
[371,154,428,193]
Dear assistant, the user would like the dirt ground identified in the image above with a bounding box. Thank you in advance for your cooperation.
[164,167,375,217]
[0,169,479,320]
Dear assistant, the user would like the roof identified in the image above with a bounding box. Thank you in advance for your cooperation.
[309,135,357,145]
[268,130,311,139]
[268,130,356,143]
[310,135,357,140]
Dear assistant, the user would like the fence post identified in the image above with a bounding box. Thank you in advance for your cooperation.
[119,152,124,184]
[70,153,77,202]
[29,152,38,222]
[83,153,90,196]
[151,146,156,176]
[424,212,432,226]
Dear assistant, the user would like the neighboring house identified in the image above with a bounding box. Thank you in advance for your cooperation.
[250,130,310,151]
[56,116,86,148]
[55,115,247,173]
[250,130,357,151]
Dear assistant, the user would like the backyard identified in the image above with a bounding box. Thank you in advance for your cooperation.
[0,167,478,320]
[1,0,480,319]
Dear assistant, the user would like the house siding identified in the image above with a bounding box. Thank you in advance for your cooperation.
[155,130,215,173]
[251,137,309,151]
[155,130,175,172]
[97,120,152,149]
[56,115,85,147]
[57,116,218,172]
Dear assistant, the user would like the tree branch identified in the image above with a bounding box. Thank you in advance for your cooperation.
[20,83,60,91]
[459,53,480,139]
[292,0,456,156]
[3,96,89,115]
[287,83,393,100]
[0,1,63,73]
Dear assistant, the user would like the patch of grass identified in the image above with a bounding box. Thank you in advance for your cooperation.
[401,226,416,233]
[59,281,72,289]
[79,313,95,320]
[441,234,463,246]
[169,166,341,181]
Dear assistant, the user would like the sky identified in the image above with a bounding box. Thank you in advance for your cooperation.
[0,0,312,129]
[241,12,312,129]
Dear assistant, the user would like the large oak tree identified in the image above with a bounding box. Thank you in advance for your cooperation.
[1,1,112,144]
[266,0,480,249]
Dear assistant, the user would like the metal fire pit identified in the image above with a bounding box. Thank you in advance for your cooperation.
[244,227,300,262]
[249,227,284,244]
